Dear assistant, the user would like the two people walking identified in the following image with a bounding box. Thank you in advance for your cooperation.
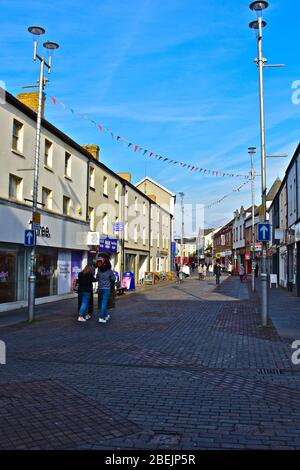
[77,257,115,324]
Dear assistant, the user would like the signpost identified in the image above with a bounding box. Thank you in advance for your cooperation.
[257,223,271,242]
[24,229,36,247]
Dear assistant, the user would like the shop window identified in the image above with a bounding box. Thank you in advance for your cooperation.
[9,174,23,201]
[35,248,58,298]
[12,119,24,153]
[0,251,17,303]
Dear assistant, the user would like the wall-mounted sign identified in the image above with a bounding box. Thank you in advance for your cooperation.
[99,236,118,253]
[87,232,100,245]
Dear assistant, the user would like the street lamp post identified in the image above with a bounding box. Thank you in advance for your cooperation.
[248,147,256,293]
[27,26,59,322]
[249,1,269,326]
[179,192,184,269]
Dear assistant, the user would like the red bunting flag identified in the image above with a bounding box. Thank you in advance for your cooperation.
[51,97,57,105]
[134,145,139,152]
[98,125,103,132]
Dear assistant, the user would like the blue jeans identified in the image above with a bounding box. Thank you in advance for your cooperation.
[79,292,90,316]
[216,275,220,286]
[98,289,111,319]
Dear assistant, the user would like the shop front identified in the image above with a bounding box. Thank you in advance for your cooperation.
[124,249,149,284]
[0,203,89,311]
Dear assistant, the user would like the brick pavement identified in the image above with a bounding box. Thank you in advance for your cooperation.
[0,275,300,450]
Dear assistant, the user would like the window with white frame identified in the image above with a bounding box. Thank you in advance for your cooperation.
[103,176,108,196]
[103,212,108,234]
[134,224,138,243]
[125,222,128,241]
[63,196,71,216]
[89,167,95,189]
[125,190,129,207]
[42,187,52,210]
[135,197,138,212]
[88,207,95,231]
[44,139,53,168]
[157,210,159,223]
[157,233,160,248]
[9,174,23,201]
[143,201,146,215]
[12,119,23,153]
[150,230,153,247]
[65,152,72,178]
[142,227,146,245]
[115,184,119,202]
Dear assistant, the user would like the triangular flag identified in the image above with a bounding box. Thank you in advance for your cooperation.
[117,136,121,141]
[134,145,139,152]
[51,97,57,105]
[98,125,103,132]
[128,143,132,147]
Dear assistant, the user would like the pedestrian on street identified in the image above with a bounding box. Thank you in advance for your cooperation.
[96,257,116,324]
[77,265,97,322]
[203,264,207,278]
[255,263,259,278]
[214,262,221,286]
[239,264,245,283]
[198,264,204,280]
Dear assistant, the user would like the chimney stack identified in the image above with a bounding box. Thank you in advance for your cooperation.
[117,172,131,183]
[148,194,157,203]
[82,144,100,160]
[17,91,46,117]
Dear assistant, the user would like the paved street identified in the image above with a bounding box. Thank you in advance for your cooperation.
[1,275,300,450]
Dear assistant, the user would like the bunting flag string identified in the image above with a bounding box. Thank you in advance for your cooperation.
[49,94,248,179]
[204,178,251,209]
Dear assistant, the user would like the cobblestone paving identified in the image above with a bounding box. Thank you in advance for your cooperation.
[0,276,300,449]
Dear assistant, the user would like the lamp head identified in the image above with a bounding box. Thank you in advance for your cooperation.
[249,1,269,17]
[43,41,59,51]
[28,26,46,36]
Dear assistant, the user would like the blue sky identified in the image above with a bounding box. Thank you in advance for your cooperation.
[1,0,299,233]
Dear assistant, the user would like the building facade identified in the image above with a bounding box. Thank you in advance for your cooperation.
[0,89,175,310]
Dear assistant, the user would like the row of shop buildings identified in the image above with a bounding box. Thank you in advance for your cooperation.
[212,143,300,297]
[0,88,175,311]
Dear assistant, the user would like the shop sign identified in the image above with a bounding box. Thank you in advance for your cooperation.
[87,232,100,246]
[224,250,232,257]
[36,226,50,238]
[99,236,118,253]
[113,222,124,232]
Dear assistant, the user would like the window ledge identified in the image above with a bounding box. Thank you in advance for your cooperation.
[103,193,108,198]
[115,199,119,204]
[89,186,95,191]
[44,165,54,173]
[11,149,25,158]
[65,175,73,182]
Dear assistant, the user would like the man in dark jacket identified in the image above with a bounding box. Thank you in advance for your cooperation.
[214,262,221,286]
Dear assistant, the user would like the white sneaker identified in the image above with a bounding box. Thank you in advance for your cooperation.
[98,318,107,323]
[85,314,91,320]
[78,316,86,322]
[105,314,111,320]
